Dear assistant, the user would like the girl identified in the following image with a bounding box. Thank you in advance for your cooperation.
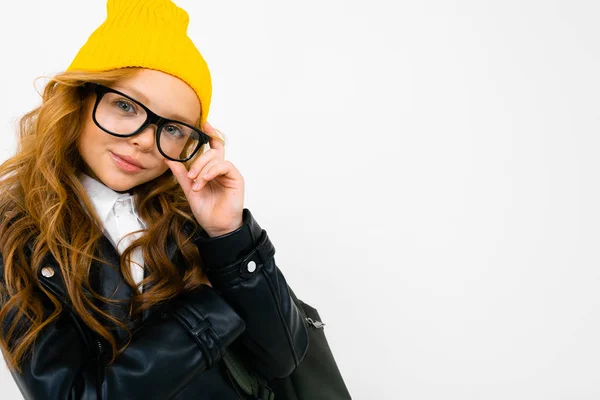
[0,0,308,399]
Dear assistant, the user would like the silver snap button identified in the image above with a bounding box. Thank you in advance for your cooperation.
[41,266,55,278]
[247,260,257,273]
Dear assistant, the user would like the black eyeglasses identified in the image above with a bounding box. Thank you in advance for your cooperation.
[83,82,210,162]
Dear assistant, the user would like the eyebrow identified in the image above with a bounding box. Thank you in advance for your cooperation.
[113,85,198,126]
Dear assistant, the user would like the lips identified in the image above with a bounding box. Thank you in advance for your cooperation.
[111,152,144,169]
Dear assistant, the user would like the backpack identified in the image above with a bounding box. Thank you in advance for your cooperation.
[223,288,352,400]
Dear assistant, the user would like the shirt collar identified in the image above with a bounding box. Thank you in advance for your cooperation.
[77,171,135,225]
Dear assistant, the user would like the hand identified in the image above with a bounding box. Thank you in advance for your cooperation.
[164,121,245,237]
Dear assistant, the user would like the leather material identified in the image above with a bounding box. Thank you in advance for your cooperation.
[0,208,308,399]
[195,210,309,379]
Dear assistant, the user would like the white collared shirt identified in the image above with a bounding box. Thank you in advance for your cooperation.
[77,172,147,292]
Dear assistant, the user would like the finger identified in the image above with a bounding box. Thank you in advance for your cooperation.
[192,161,233,192]
[198,158,221,179]
[208,132,224,152]
[186,148,219,180]
[192,158,221,191]
[203,121,225,154]
[164,158,193,192]
[202,161,239,182]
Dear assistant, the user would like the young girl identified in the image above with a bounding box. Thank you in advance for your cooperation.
[0,0,308,398]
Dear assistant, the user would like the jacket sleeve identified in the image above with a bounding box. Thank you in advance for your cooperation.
[193,208,309,380]
[1,253,246,400]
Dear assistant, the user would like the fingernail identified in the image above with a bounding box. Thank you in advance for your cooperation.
[187,169,196,178]
[192,183,201,190]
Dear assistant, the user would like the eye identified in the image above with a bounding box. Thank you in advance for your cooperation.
[114,99,137,113]
[164,124,185,138]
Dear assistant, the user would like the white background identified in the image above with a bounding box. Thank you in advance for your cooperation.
[1,0,600,399]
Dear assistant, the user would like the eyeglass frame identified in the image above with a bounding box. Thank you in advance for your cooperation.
[82,82,210,162]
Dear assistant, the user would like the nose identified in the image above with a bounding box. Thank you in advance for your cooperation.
[128,124,157,152]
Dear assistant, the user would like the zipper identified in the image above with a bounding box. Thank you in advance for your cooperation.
[306,317,325,329]
[95,338,105,392]
[96,339,104,359]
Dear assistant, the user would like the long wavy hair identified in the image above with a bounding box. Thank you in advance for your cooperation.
[0,67,225,372]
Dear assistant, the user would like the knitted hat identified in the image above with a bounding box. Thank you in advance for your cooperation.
[67,0,212,124]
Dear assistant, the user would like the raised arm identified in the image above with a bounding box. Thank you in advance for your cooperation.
[194,208,309,380]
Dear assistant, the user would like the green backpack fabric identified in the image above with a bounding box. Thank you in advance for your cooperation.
[223,288,352,400]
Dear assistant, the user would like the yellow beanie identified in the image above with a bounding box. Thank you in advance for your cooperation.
[67,0,212,124]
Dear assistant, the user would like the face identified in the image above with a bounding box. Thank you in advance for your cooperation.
[77,69,201,193]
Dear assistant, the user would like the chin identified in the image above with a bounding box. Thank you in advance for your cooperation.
[107,181,135,193]
[97,172,135,192]
[113,184,135,193]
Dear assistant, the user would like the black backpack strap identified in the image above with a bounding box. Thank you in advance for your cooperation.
[223,349,275,400]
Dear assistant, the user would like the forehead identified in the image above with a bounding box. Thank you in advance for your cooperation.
[111,69,201,125]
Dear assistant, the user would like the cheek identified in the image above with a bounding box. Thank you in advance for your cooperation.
[78,99,109,154]
[77,126,95,158]
[77,120,113,157]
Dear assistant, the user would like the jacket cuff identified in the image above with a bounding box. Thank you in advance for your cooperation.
[193,208,263,270]
[170,284,246,368]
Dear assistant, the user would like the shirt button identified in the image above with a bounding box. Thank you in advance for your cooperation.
[41,266,55,278]
[247,261,257,273]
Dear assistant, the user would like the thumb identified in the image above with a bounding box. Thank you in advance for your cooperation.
[164,158,193,192]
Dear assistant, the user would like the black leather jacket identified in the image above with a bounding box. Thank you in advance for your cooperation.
[1,208,309,399]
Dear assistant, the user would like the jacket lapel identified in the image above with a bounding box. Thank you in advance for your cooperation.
[32,220,196,344]
[88,234,136,345]
[137,224,187,325]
